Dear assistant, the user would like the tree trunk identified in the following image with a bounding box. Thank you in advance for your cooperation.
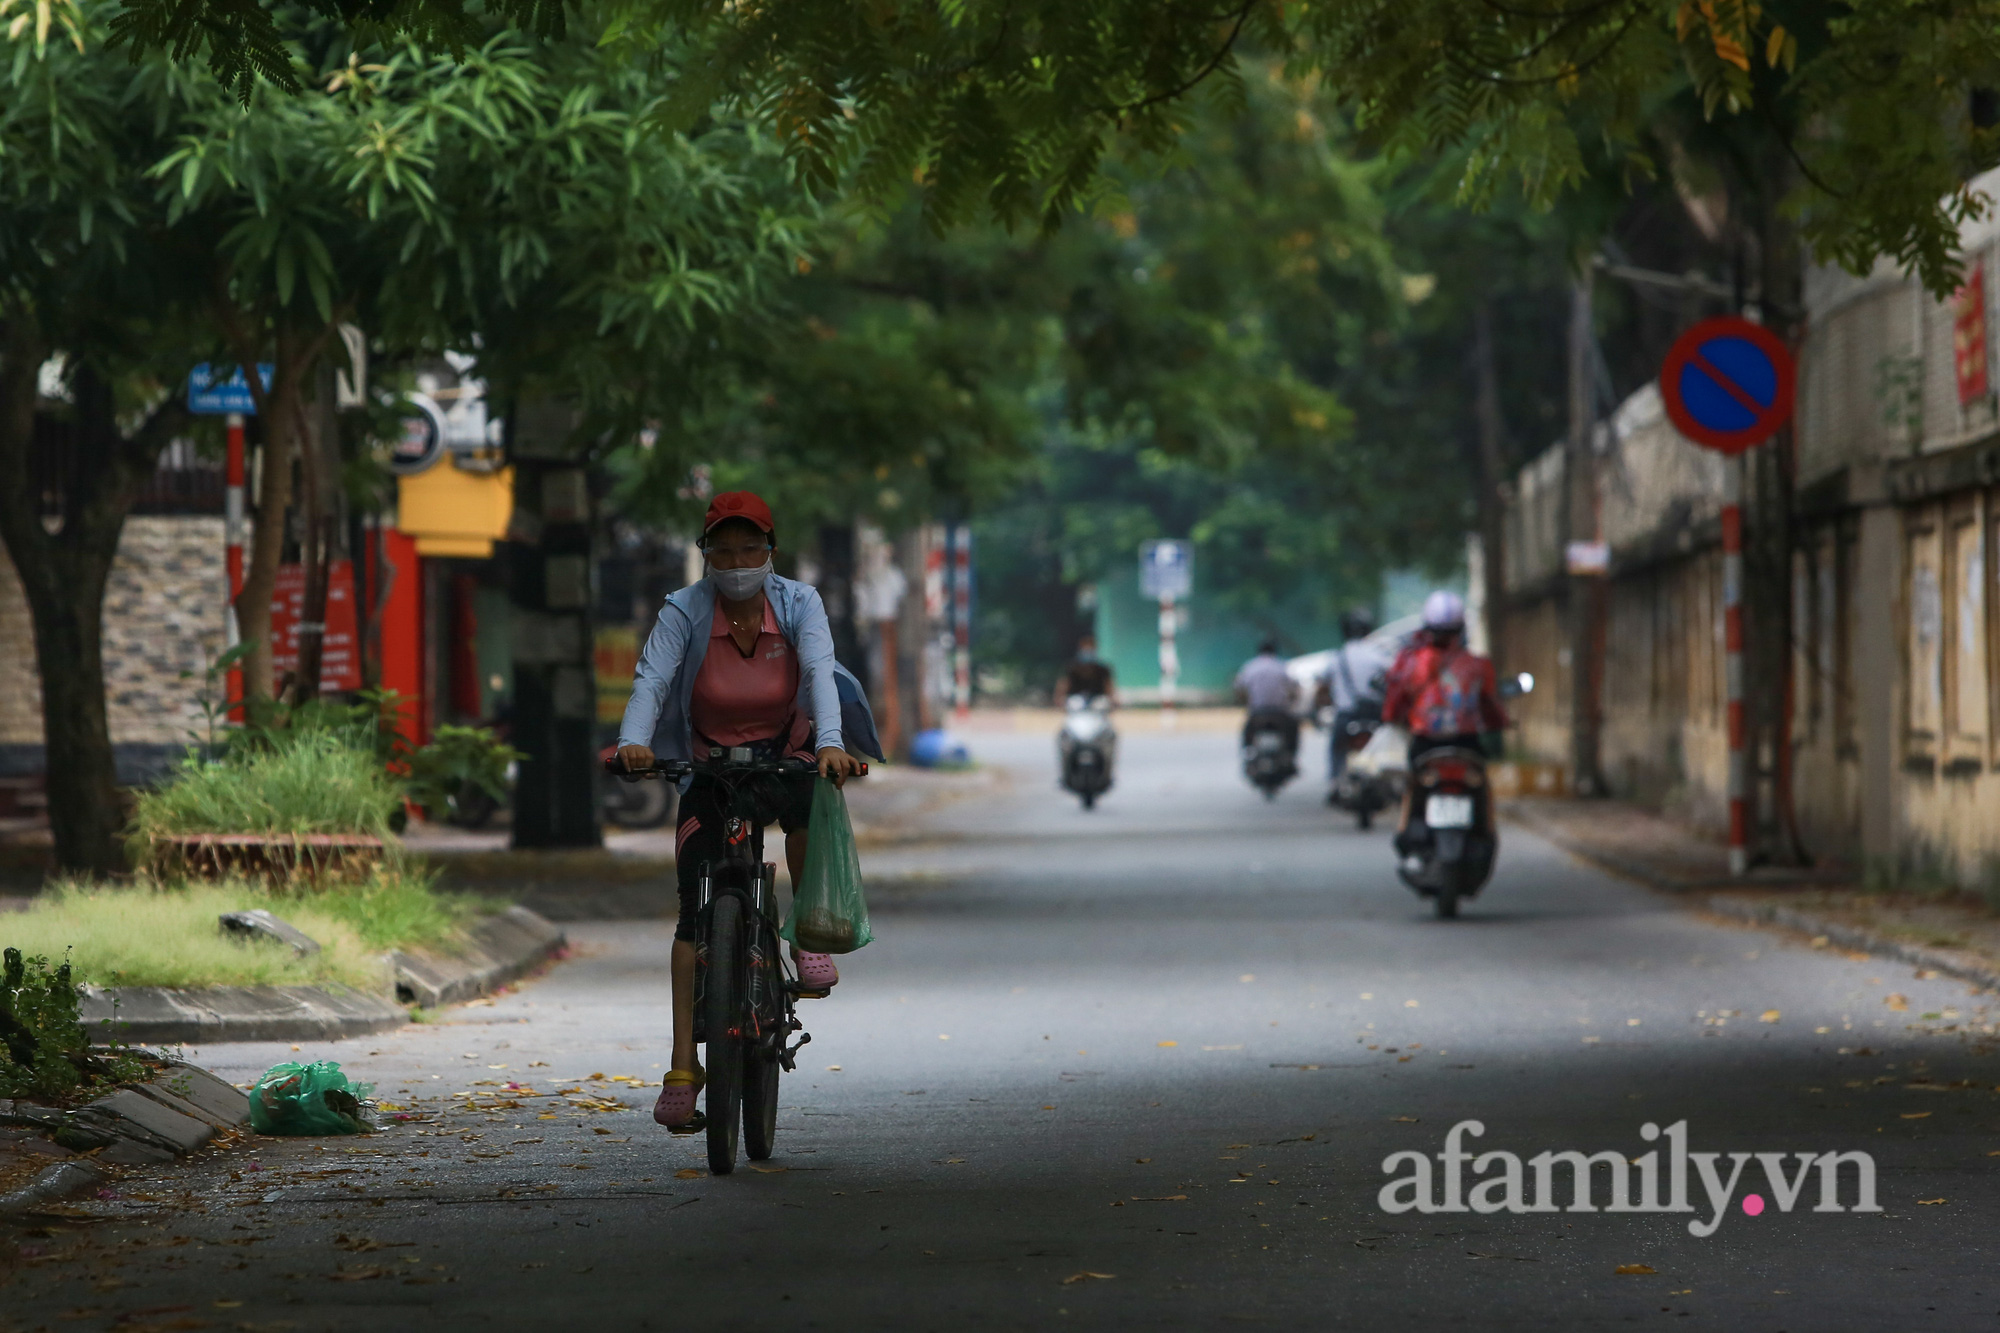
[229,324,332,706]
[290,379,328,703]
[1563,271,1605,796]
[1470,299,1510,667]
[0,314,192,874]
[233,360,295,705]
[1747,145,1810,866]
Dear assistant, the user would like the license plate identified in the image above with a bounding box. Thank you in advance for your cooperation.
[1427,794,1474,829]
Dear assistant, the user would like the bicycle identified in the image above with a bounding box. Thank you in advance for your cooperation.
[606,749,860,1174]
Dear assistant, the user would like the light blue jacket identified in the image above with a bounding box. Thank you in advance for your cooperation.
[618,573,881,763]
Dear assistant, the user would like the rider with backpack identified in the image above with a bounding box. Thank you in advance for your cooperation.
[1381,591,1508,844]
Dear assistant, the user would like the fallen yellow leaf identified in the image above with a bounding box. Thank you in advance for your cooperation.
[1614,1264,1656,1276]
[1404,999,1420,1008]
[1886,994,1909,1012]
[674,1168,703,1179]
[1918,1198,1947,1205]
[1062,1272,1116,1284]
[1158,1040,1179,1048]
[1901,1112,1933,1120]
[1759,1010,1781,1024]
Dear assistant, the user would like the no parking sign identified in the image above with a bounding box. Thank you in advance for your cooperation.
[1659,317,1796,454]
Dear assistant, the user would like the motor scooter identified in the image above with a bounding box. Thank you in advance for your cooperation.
[1241,711,1299,800]
[1327,704,1395,829]
[1058,694,1116,810]
[1342,718,1408,829]
[1393,673,1534,918]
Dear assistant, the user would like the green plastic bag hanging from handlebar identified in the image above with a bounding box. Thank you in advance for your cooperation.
[782,778,874,955]
[247,1060,374,1136]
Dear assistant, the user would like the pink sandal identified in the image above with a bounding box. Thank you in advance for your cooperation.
[794,951,839,994]
[654,1068,705,1129]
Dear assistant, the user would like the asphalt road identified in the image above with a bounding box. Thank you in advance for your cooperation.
[7,719,1999,1331]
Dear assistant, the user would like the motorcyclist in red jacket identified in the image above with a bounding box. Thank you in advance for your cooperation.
[1381,591,1508,839]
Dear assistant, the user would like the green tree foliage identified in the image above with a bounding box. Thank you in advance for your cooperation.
[0,10,808,872]
[610,63,1464,689]
[110,0,2000,295]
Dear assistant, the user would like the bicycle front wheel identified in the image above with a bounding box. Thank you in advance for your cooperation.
[743,1046,780,1160]
[704,894,744,1174]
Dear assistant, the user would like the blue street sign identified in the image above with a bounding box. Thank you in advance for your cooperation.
[1140,539,1193,602]
[187,363,273,415]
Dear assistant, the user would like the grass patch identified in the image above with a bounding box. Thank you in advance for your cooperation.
[304,863,486,952]
[0,869,494,991]
[129,733,400,851]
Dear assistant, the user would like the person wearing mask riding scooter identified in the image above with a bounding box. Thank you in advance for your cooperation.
[1381,591,1508,850]
[1054,633,1116,706]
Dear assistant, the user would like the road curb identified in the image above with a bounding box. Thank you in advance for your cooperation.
[79,983,407,1046]
[1505,806,2000,992]
[0,1159,108,1214]
[390,905,567,1009]
[1,1062,247,1216]
[75,907,566,1043]
[1702,895,2000,993]
[1502,804,1725,890]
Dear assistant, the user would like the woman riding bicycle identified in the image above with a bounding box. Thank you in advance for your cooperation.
[615,490,867,1129]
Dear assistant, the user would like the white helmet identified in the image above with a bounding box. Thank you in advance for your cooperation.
[1422,590,1465,631]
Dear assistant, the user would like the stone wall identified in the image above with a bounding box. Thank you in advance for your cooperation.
[0,516,226,780]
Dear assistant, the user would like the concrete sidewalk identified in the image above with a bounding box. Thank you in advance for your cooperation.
[1507,794,2000,991]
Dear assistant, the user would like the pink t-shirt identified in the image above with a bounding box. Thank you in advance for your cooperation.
[689,598,810,758]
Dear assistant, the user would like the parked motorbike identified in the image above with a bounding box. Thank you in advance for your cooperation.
[1241,711,1299,800]
[428,741,675,831]
[1058,694,1117,810]
[596,743,677,829]
[1393,673,1534,919]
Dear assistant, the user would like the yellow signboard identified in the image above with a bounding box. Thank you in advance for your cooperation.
[396,464,514,558]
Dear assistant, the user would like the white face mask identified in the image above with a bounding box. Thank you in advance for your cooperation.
[708,558,772,601]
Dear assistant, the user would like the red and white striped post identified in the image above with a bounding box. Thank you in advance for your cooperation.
[1722,457,1748,877]
[950,525,971,723]
[224,412,247,720]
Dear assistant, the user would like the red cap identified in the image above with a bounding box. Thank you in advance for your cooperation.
[702,490,774,538]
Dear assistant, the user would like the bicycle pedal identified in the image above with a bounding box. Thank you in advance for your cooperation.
[666,1110,708,1136]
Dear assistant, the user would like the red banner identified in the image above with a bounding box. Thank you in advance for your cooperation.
[270,560,362,692]
[1955,266,1989,407]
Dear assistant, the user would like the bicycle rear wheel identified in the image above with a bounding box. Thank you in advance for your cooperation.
[704,894,744,1175]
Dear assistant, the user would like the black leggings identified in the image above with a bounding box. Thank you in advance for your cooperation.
[671,769,816,941]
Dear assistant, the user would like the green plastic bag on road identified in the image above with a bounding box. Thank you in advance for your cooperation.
[248,1060,373,1136]
[782,778,873,955]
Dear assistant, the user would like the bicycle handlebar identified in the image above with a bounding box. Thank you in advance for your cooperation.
[603,754,868,781]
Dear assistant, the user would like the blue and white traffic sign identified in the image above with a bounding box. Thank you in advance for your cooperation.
[187,363,273,415]
[1139,539,1193,602]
